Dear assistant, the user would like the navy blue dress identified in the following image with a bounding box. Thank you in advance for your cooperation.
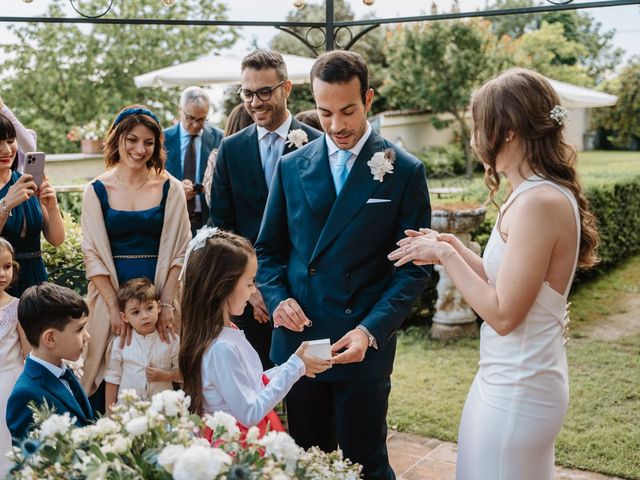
[92,179,169,284]
[1,170,48,296]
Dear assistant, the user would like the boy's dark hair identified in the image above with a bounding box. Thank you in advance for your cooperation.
[18,282,89,347]
[310,50,369,105]
[117,277,158,312]
[241,50,288,81]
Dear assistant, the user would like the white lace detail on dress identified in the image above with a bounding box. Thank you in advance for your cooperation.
[0,299,19,342]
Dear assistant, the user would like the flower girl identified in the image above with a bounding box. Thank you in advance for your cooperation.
[0,238,30,475]
[178,228,332,438]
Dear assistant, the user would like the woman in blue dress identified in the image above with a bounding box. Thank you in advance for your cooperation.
[80,105,191,409]
[0,113,65,296]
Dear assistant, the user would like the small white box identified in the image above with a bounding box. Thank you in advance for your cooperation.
[306,338,332,360]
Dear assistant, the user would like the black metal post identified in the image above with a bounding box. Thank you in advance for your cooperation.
[325,0,335,52]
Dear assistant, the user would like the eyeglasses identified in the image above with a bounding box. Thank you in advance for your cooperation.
[237,80,285,103]
[183,113,208,124]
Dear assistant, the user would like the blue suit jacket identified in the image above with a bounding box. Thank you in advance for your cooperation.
[210,119,321,244]
[7,357,94,443]
[164,123,223,213]
[256,130,431,381]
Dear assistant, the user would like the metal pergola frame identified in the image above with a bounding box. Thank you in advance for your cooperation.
[1,0,638,55]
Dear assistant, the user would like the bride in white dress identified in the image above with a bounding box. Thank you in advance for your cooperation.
[389,68,600,480]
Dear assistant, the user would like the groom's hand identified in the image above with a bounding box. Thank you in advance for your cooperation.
[273,298,312,332]
[331,329,369,364]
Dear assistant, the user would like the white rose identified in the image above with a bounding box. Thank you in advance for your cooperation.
[39,413,74,438]
[94,418,120,436]
[172,445,231,480]
[204,411,240,440]
[157,444,186,473]
[109,436,130,454]
[150,389,189,417]
[125,416,148,436]
[286,129,309,149]
[71,426,94,445]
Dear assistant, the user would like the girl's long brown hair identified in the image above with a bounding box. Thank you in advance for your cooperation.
[471,68,599,267]
[179,231,254,415]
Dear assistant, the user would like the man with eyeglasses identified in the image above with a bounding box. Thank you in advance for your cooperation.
[165,86,223,234]
[210,50,321,369]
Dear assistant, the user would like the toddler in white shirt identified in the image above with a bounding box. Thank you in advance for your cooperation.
[105,278,180,411]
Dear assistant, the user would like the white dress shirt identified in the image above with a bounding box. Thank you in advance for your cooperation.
[104,330,179,401]
[202,326,305,427]
[256,113,293,171]
[325,121,373,179]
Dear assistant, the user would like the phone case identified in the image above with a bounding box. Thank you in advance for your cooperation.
[24,152,45,187]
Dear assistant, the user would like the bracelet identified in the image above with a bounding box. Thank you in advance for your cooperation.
[159,301,175,312]
[104,292,117,303]
[356,325,377,349]
[0,199,12,217]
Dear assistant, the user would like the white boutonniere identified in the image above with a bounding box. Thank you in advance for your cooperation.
[286,129,309,149]
[367,148,396,182]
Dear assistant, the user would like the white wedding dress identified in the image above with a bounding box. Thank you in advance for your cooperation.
[456,176,579,480]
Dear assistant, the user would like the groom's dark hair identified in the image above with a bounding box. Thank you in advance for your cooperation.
[310,51,369,105]
[241,50,289,82]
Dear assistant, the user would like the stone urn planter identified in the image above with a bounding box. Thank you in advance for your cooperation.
[430,204,486,341]
[81,139,104,154]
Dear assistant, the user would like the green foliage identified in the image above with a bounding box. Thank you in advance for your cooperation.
[42,211,86,295]
[415,143,467,178]
[593,60,640,149]
[381,20,506,176]
[0,0,237,155]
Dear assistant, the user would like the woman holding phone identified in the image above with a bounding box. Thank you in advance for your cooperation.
[0,113,64,296]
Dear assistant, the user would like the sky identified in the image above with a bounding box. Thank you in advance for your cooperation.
[1,0,639,64]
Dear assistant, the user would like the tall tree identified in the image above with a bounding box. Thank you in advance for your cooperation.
[0,0,237,154]
[380,20,507,176]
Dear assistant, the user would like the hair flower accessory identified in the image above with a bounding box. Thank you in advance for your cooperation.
[286,129,309,149]
[179,226,220,280]
[367,148,396,182]
[550,105,568,125]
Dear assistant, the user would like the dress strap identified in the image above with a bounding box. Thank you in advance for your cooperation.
[159,179,170,206]
[91,180,110,214]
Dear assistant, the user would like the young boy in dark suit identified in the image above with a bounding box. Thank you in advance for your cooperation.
[7,282,94,442]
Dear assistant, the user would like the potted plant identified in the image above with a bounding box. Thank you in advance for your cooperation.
[67,119,110,154]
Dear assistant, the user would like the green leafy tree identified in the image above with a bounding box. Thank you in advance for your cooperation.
[381,20,507,176]
[0,0,237,155]
[594,59,640,149]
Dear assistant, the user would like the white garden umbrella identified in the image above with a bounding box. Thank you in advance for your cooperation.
[548,79,617,108]
[134,53,316,88]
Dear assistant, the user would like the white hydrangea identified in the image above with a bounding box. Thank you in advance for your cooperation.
[150,389,190,417]
[204,411,240,440]
[259,431,302,473]
[39,413,74,439]
[172,445,231,480]
[125,416,148,436]
[157,444,186,474]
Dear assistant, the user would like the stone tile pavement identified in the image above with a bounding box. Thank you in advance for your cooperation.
[387,431,623,480]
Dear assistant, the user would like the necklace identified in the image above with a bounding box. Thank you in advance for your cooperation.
[114,169,152,191]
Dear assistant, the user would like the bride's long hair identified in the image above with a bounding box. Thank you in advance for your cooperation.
[471,68,599,267]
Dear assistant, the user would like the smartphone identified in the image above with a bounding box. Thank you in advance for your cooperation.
[24,152,45,187]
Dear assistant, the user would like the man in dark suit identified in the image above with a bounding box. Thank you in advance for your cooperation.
[7,283,94,442]
[256,51,431,479]
[210,50,321,368]
[164,86,223,234]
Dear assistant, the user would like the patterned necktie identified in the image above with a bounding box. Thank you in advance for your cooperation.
[183,134,197,215]
[334,149,351,195]
[263,132,280,189]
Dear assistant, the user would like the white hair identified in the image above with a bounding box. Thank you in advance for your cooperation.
[180,87,210,110]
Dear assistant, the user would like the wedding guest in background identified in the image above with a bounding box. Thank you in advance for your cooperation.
[294,109,321,131]
[105,277,180,411]
[256,50,430,479]
[0,239,30,475]
[179,228,331,438]
[0,96,37,172]
[164,87,223,234]
[210,50,321,369]
[0,113,64,296]
[202,103,254,208]
[7,282,94,443]
[390,68,599,480]
[80,105,190,414]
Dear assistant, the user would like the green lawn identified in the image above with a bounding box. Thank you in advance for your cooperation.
[389,254,640,479]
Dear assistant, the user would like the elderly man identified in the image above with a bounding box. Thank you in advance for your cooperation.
[165,87,223,234]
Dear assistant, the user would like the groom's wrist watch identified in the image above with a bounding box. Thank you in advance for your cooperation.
[356,325,378,350]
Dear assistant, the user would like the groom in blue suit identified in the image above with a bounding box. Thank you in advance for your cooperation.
[256,51,431,479]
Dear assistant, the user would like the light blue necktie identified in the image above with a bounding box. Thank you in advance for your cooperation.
[334,149,351,195]
[263,132,280,188]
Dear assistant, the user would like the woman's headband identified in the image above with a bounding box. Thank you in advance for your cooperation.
[114,107,161,127]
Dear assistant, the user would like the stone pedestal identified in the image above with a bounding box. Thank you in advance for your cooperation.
[430,207,485,341]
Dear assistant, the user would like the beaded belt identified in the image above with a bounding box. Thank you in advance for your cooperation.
[16,251,42,260]
[112,254,158,260]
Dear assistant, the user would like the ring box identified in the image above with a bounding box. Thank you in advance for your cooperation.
[306,338,332,360]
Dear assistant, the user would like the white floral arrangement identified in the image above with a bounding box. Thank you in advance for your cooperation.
[67,118,110,142]
[286,129,309,149]
[7,389,361,480]
[367,148,396,182]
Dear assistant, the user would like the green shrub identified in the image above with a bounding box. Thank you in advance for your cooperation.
[416,143,467,178]
[56,191,83,223]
